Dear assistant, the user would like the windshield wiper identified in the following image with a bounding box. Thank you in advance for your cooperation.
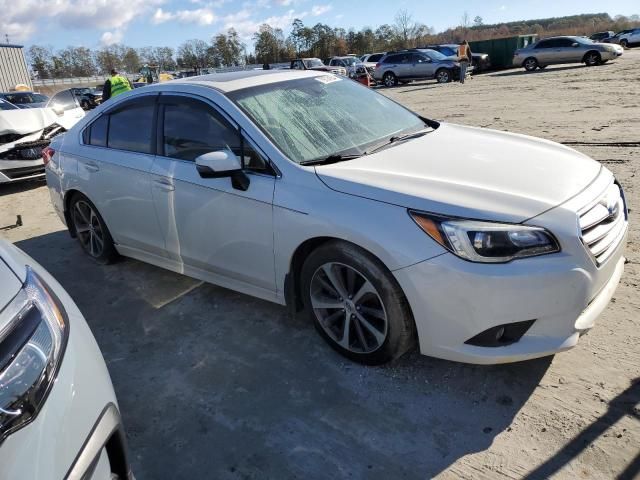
[300,153,364,166]
[367,128,431,155]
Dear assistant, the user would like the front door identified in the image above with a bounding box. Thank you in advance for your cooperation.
[150,95,277,294]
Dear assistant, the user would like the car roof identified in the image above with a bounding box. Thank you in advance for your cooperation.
[165,69,326,93]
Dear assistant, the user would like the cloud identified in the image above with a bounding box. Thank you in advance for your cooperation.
[0,0,161,44]
[222,8,305,40]
[100,30,124,46]
[311,4,332,16]
[498,5,507,11]
[151,7,217,26]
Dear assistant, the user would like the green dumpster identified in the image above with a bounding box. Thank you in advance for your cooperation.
[469,34,538,70]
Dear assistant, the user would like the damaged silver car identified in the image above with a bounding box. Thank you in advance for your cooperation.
[0,98,84,184]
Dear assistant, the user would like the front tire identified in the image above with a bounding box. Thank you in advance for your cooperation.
[523,57,538,71]
[435,68,452,83]
[301,241,415,365]
[69,194,118,264]
[584,51,601,66]
[620,39,628,49]
[383,72,397,87]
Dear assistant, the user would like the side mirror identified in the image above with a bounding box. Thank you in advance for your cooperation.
[51,105,64,115]
[195,150,250,191]
[572,43,579,48]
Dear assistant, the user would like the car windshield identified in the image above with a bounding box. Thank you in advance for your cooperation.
[439,46,457,56]
[574,37,595,44]
[303,59,324,68]
[0,99,18,110]
[341,57,359,66]
[229,76,426,164]
[424,50,448,61]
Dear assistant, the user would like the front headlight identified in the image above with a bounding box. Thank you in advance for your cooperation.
[409,211,560,263]
[0,267,68,442]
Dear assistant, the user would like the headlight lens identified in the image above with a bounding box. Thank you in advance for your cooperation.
[0,267,68,441]
[409,211,560,263]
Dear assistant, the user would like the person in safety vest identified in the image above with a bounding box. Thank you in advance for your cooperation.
[102,69,132,101]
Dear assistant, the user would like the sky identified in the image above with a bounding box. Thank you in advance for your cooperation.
[1,0,638,50]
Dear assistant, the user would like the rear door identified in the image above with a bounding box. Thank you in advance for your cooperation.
[150,94,277,293]
[47,90,85,130]
[78,94,167,256]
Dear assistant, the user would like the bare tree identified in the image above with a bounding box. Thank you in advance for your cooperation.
[460,11,471,29]
[395,9,416,48]
[474,16,483,27]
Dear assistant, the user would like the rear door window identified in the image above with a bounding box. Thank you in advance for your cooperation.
[107,100,155,154]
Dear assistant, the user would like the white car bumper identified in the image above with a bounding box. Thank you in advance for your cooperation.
[0,158,45,183]
[0,245,131,479]
[393,170,627,365]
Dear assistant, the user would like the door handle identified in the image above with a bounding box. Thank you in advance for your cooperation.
[153,179,175,191]
[83,161,99,172]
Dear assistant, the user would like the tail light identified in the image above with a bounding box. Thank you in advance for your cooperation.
[375,63,381,69]
[42,146,55,166]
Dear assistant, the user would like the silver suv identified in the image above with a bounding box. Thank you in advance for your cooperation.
[373,50,460,86]
[514,36,623,71]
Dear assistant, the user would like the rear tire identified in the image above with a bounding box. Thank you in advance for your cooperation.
[383,72,397,87]
[523,57,538,71]
[435,68,452,83]
[584,51,601,66]
[69,193,118,264]
[301,241,415,365]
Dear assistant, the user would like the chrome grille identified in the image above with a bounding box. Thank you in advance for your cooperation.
[579,182,627,265]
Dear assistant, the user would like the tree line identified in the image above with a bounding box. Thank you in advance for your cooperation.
[27,11,640,78]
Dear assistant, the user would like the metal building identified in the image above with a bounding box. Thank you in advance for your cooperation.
[0,44,33,92]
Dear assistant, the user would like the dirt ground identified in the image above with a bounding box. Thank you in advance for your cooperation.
[1,51,639,479]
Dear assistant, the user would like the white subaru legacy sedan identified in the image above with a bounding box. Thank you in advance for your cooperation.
[0,239,131,479]
[44,70,627,365]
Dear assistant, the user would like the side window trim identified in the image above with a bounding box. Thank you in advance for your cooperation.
[157,92,277,177]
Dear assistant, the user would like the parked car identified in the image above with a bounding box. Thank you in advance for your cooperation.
[0,91,49,109]
[290,58,347,76]
[360,53,386,69]
[374,50,461,86]
[513,36,623,71]
[70,87,102,110]
[605,28,640,48]
[0,98,83,184]
[0,239,132,479]
[328,56,371,77]
[44,70,627,365]
[589,31,615,42]
[421,44,490,72]
[45,89,87,130]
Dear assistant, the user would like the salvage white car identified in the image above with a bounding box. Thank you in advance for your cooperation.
[0,239,132,479]
[0,96,83,184]
[45,70,627,365]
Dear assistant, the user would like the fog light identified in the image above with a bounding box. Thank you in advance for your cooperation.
[465,320,535,347]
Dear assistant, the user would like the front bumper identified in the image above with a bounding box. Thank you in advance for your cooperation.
[0,158,45,183]
[0,245,130,479]
[394,169,627,365]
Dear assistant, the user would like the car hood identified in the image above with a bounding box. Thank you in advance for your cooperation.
[315,123,601,223]
[0,107,57,136]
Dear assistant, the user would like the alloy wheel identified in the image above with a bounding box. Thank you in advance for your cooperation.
[436,70,450,83]
[310,262,388,354]
[384,73,396,87]
[524,58,537,71]
[586,53,600,66]
[73,200,105,258]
